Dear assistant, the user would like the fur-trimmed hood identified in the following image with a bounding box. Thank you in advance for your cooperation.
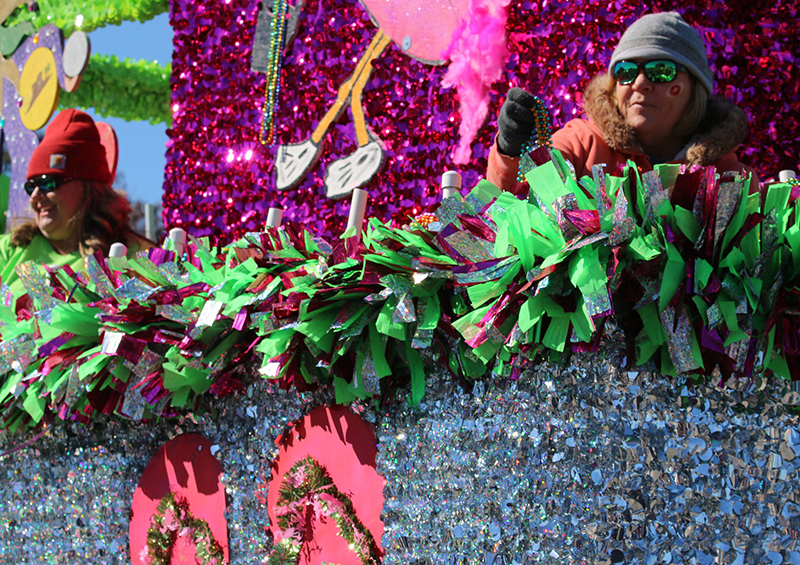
[582,74,749,167]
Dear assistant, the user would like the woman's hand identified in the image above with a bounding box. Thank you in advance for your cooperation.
[496,87,540,157]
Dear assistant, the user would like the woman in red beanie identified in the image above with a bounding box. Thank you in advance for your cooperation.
[0,109,152,296]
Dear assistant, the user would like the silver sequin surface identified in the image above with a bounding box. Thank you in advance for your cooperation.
[3,338,800,564]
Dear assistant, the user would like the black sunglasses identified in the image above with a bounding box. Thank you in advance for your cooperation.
[612,60,687,85]
[24,175,76,196]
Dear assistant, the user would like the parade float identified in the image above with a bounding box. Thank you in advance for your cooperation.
[1,0,800,563]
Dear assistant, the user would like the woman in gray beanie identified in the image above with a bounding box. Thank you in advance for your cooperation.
[487,11,757,193]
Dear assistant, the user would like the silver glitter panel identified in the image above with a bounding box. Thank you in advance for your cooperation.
[714,182,741,251]
[554,194,581,242]
[583,288,612,318]
[15,261,57,311]
[155,304,199,325]
[85,256,116,300]
[1,282,12,308]
[0,380,337,564]
[454,257,518,285]
[115,278,161,303]
[436,194,471,227]
[645,170,669,220]
[358,354,381,395]
[157,261,190,286]
[444,231,496,263]
[3,342,800,563]
[119,376,147,421]
[0,333,35,374]
[123,349,164,379]
[381,274,417,324]
[196,300,224,327]
[660,307,701,374]
[377,344,800,564]
[592,163,611,213]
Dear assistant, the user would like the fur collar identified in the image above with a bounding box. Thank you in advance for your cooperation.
[582,74,749,166]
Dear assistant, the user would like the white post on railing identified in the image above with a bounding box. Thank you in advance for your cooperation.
[108,243,128,258]
[144,203,158,242]
[168,227,187,258]
[266,207,283,228]
[441,170,462,200]
[346,188,368,237]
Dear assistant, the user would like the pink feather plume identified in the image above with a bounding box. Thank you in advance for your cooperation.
[441,0,511,165]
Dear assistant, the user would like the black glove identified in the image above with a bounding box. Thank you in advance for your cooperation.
[496,87,540,157]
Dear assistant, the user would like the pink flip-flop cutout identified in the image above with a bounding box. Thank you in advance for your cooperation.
[130,433,228,564]
[268,405,385,564]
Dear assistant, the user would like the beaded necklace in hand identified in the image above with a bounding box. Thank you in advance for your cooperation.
[516,95,552,184]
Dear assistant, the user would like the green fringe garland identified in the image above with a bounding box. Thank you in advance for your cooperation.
[5,0,168,35]
[2,154,800,431]
[59,53,172,125]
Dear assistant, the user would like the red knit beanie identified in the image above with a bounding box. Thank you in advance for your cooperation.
[26,109,113,183]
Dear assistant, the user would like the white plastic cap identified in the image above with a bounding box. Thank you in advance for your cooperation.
[108,242,127,258]
[266,207,283,228]
[346,188,369,234]
[169,227,187,244]
[441,170,462,190]
[779,170,797,182]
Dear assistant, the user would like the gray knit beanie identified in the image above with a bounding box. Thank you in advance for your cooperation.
[609,12,714,93]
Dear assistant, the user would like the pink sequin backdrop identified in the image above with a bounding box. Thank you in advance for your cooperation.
[165,0,799,245]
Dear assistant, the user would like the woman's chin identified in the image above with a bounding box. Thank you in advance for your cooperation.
[36,218,55,235]
[626,114,655,132]
[37,223,66,242]
[629,122,665,142]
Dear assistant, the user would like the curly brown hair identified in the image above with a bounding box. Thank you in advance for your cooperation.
[10,181,139,257]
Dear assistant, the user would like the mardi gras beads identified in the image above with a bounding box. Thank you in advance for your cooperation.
[516,95,552,184]
[258,0,288,146]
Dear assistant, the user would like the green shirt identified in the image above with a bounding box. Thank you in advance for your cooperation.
[0,233,150,300]
[0,233,85,298]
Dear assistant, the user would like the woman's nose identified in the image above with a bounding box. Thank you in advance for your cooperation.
[631,71,653,92]
[28,185,46,202]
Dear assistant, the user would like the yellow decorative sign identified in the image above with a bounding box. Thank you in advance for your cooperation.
[19,47,59,131]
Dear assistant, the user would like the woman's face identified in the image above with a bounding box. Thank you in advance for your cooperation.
[615,62,693,143]
[30,179,85,244]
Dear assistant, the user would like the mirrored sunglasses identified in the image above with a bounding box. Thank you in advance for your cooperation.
[612,60,686,85]
[24,175,76,196]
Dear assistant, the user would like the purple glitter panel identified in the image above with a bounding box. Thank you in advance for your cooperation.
[4,25,65,224]
[164,0,799,246]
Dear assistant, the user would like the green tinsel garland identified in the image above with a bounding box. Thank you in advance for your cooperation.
[59,53,172,125]
[264,540,300,565]
[268,456,382,564]
[5,0,168,35]
[145,491,225,565]
[3,161,800,431]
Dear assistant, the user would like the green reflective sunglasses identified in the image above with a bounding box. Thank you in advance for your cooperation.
[612,60,686,85]
[24,175,76,196]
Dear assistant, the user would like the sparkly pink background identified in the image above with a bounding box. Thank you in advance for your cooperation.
[165,0,799,245]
